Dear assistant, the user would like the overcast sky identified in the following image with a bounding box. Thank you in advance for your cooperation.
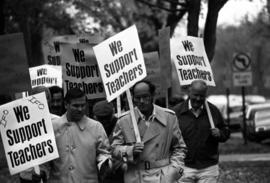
[173,0,266,37]
[217,0,266,26]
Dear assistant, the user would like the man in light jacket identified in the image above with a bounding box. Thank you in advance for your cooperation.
[49,88,111,183]
[111,80,187,183]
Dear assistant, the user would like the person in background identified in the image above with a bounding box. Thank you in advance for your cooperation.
[49,86,65,116]
[49,88,111,183]
[93,100,124,183]
[20,86,59,183]
[93,100,117,138]
[173,80,230,183]
[111,80,186,183]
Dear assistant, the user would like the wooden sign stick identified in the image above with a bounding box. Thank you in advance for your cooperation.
[205,100,215,129]
[116,96,122,118]
[126,89,141,142]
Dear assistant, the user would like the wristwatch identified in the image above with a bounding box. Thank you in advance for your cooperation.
[179,167,184,177]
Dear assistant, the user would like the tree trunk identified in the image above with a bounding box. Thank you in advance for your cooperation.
[203,7,218,62]
[0,0,4,34]
[166,10,187,37]
[267,0,270,24]
[187,0,201,36]
[253,44,264,95]
[203,0,228,62]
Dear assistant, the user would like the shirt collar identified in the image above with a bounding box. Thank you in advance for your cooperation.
[137,105,156,122]
[64,113,87,131]
[188,99,204,111]
[135,105,167,126]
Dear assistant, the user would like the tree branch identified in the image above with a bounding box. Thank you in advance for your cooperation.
[136,0,186,12]
[163,0,187,7]
[166,9,187,36]
[204,0,229,62]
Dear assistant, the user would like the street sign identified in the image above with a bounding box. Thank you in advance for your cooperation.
[232,52,252,87]
[233,72,252,86]
[232,52,251,72]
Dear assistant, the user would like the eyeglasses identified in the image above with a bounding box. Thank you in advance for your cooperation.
[133,95,152,102]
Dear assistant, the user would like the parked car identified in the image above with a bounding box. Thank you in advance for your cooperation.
[207,95,244,128]
[207,95,266,128]
[245,103,270,142]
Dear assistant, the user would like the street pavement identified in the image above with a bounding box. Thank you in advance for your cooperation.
[220,132,270,162]
[220,153,270,162]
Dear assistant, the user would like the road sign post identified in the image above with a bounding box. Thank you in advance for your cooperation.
[232,52,252,87]
[232,52,252,145]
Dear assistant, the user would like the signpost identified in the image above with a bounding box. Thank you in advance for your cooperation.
[232,52,252,87]
[0,93,59,175]
[93,25,147,143]
[61,43,105,99]
[232,52,252,145]
[29,65,62,88]
[171,36,216,128]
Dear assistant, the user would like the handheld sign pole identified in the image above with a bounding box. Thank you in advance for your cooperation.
[165,90,169,108]
[22,92,43,181]
[126,90,141,142]
[34,166,43,183]
[205,100,215,129]
[117,96,121,118]
[0,92,59,176]
[170,36,216,127]
[93,25,146,142]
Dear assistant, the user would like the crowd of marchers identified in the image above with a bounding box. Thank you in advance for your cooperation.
[0,79,230,183]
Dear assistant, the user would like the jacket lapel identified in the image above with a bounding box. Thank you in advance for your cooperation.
[142,121,160,143]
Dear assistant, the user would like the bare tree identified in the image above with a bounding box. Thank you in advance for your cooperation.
[135,0,229,62]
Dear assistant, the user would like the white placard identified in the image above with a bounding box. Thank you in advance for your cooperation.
[42,34,103,65]
[29,64,62,88]
[93,25,147,102]
[61,43,105,99]
[233,72,252,87]
[0,93,59,175]
[171,36,215,86]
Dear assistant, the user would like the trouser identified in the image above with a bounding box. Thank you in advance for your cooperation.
[178,164,219,183]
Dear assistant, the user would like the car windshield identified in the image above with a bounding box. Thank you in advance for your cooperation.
[255,109,270,122]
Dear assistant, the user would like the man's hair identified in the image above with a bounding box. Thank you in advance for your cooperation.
[132,80,156,95]
[189,80,207,92]
[0,94,12,105]
[93,100,114,118]
[49,86,63,96]
[64,88,85,103]
[30,86,51,102]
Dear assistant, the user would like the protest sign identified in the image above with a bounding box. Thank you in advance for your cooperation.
[61,43,105,99]
[42,34,103,65]
[143,51,164,98]
[0,92,59,175]
[93,25,147,102]
[171,36,215,86]
[29,65,62,88]
[0,33,31,94]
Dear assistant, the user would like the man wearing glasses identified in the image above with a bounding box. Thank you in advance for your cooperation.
[111,80,187,183]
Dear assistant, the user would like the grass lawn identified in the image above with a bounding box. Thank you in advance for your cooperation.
[219,132,270,154]
[219,161,270,183]
[219,132,270,183]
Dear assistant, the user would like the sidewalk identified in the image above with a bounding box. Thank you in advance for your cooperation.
[220,153,270,162]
